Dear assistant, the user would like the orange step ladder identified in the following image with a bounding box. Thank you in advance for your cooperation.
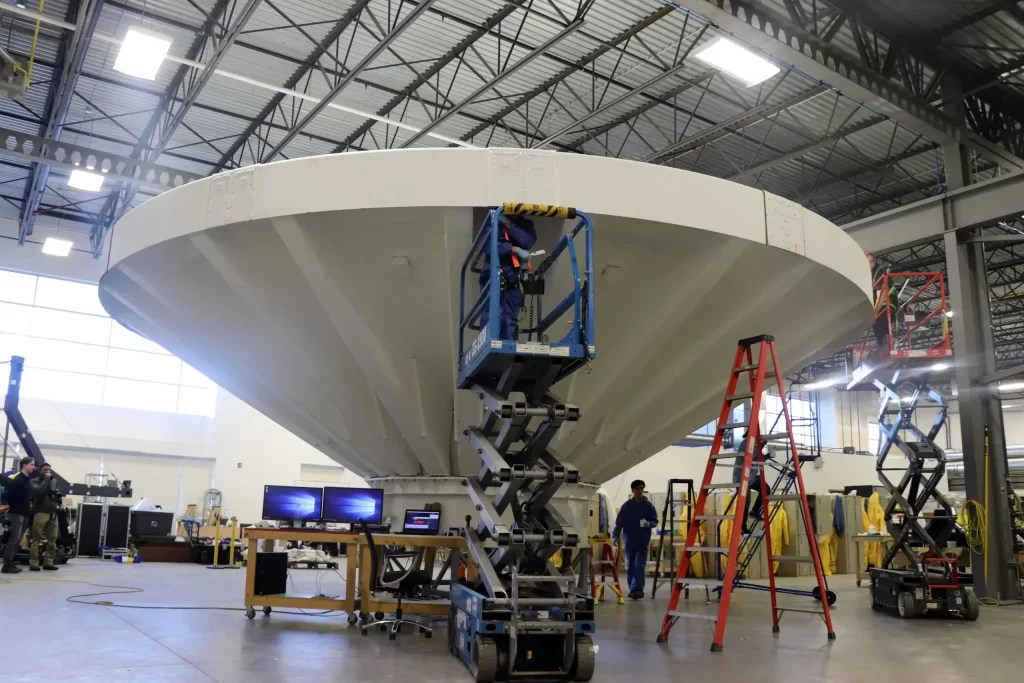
[656,335,836,651]
[589,535,625,604]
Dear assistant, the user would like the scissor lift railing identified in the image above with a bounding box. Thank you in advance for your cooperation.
[847,271,952,389]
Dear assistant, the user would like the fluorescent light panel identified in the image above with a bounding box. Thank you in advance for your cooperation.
[1000,382,1024,392]
[41,237,73,257]
[694,37,780,87]
[68,169,104,192]
[113,28,171,80]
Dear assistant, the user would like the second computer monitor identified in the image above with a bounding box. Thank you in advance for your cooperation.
[402,509,440,535]
[322,487,384,524]
[262,485,323,522]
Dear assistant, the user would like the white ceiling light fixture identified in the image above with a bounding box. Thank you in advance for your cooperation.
[68,169,104,192]
[694,36,781,87]
[804,378,839,390]
[113,28,171,80]
[1000,382,1024,392]
[41,237,73,257]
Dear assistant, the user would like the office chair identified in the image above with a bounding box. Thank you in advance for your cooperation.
[358,520,434,640]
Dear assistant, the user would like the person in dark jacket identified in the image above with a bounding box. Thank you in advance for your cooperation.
[479,215,537,340]
[612,479,659,600]
[29,463,59,571]
[2,456,37,574]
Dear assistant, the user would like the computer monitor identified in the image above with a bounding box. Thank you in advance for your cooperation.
[321,487,384,524]
[262,485,323,522]
[402,509,441,535]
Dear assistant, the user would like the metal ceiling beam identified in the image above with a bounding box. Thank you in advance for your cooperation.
[401,19,583,148]
[642,86,825,165]
[333,1,525,153]
[533,49,708,149]
[18,0,104,245]
[456,5,676,144]
[728,114,883,182]
[798,142,940,204]
[92,0,263,257]
[844,166,1024,252]
[663,0,1024,171]
[210,0,371,173]
[263,0,438,162]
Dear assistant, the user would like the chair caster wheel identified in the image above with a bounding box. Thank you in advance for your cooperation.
[375,612,385,620]
[423,630,432,638]
[245,607,256,620]
[347,613,358,625]
[263,606,272,615]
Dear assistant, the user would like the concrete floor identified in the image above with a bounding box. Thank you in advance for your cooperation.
[0,559,1019,682]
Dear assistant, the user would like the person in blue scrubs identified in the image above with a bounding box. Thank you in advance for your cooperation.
[612,479,659,600]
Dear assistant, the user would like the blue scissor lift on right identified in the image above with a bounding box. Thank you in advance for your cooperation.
[448,203,597,683]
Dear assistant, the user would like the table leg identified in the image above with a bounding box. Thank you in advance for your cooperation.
[244,540,258,606]
[346,541,357,611]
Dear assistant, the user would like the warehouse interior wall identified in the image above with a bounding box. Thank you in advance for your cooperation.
[5,388,362,523]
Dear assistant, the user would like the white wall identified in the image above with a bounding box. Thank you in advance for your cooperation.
[6,387,365,523]
[600,445,889,510]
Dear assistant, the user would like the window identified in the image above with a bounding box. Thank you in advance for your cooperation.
[761,393,815,447]
[869,422,879,455]
[0,269,217,416]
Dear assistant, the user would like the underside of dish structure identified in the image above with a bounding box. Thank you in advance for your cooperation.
[98,148,873,489]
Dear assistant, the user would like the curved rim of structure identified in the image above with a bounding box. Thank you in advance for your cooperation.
[102,147,872,301]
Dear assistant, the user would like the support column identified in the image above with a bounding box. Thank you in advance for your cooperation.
[942,75,1021,600]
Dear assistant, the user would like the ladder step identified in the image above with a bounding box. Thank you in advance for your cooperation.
[686,546,729,553]
[594,581,620,587]
[703,482,739,489]
[775,556,815,563]
[678,577,724,587]
[715,461,765,467]
[734,365,776,377]
[718,421,749,430]
[709,453,743,460]
[761,433,789,441]
[694,514,735,521]
[776,607,825,615]
[726,391,755,401]
[668,610,718,622]
[765,494,803,501]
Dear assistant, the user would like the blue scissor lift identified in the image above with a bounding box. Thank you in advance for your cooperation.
[449,203,597,683]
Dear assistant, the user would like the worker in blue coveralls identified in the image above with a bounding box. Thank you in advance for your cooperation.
[612,479,659,600]
[478,214,537,340]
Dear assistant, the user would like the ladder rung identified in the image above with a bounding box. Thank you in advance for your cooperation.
[761,433,789,441]
[765,494,803,501]
[594,581,620,587]
[710,453,743,461]
[776,607,825,615]
[668,610,718,622]
[718,421,749,430]
[704,482,739,489]
[686,546,729,553]
[734,365,776,377]
[694,514,734,521]
[726,391,755,401]
[715,461,765,467]
[678,577,724,587]
[775,556,815,563]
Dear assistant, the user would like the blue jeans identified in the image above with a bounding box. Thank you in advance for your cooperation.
[624,536,649,593]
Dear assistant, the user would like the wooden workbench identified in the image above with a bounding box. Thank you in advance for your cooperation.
[242,527,472,616]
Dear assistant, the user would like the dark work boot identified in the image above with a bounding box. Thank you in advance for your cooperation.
[29,565,41,572]
[1,563,22,574]
[43,565,58,571]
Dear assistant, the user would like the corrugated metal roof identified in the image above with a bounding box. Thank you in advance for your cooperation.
[0,0,1020,255]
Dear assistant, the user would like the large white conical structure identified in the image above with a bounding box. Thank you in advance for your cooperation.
[99,149,872,483]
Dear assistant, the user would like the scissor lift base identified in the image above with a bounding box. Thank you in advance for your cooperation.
[869,567,979,620]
